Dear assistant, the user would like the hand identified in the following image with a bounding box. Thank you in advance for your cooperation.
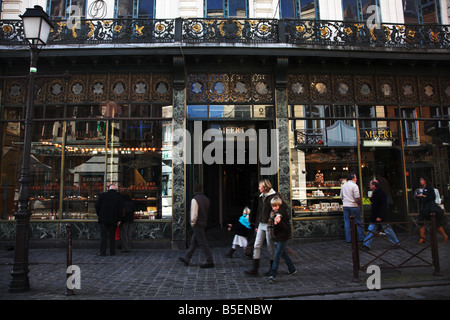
[376,218,382,222]
[274,215,281,225]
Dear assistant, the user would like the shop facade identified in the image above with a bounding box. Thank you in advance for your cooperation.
[0,2,449,247]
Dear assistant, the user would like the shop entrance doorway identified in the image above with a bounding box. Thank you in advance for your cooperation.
[187,120,274,245]
[360,148,406,222]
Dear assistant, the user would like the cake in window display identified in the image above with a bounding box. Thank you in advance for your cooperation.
[314,170,324,187]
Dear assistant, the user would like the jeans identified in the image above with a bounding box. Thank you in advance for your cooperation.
[253,223,274,259]
[343,207,365,243]
[268,241,296,278]
[363,223,399,248]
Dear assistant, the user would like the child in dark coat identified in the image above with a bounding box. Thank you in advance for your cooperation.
[225,207,252,258]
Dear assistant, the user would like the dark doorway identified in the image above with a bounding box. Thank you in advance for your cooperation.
[186,120,273,246]
[203,163,258,229]
[361,148,406,222]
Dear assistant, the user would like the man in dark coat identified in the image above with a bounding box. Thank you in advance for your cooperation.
[178,184,214,268]
[362,180,399,249]
[95,184,124,256]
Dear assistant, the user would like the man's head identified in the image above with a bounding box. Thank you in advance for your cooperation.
[370,180,379,191]
[348,173,357,182]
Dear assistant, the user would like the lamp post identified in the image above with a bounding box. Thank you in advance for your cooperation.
[9,5,54,293]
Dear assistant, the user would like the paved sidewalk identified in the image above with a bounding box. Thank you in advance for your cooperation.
[0,236,449,300]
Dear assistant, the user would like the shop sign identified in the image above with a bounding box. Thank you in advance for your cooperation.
[363,129,395,140]
[218,126,247,134]
[362,129,396,147]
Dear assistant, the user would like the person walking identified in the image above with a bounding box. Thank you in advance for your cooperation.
[362,180,399,249]
[179,184,215,268]
[415,177,448,244]
[340,173,364,243]
[225,207,252,258]
[267,196,296,284]
[120,188,134,253]
[245,179,280,276]
[95,184,124,256]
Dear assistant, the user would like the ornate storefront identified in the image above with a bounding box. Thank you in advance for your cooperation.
[1,12,449,246]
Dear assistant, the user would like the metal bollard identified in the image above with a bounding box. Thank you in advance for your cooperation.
[350,215,361,282]
[430,213,442,276]
[65,223,75,296]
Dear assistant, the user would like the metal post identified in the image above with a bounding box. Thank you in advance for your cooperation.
[65,223,75,296]
[9,47,39,293]
[430,213,442,276]
[350,215,361,282]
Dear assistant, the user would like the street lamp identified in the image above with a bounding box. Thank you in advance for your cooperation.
[9,5,54,293]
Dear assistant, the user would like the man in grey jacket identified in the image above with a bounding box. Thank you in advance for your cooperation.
[179,184,214,268]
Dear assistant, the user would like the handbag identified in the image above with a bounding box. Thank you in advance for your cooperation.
[114,226,120,240]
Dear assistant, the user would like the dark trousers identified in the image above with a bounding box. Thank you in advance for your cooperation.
[184,226,214,264]
[99,223,116,255]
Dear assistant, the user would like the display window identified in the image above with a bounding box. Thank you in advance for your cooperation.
[0,103,173,221]
[289,104,449,222]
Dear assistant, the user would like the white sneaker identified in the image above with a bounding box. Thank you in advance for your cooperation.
[268,276,275,284]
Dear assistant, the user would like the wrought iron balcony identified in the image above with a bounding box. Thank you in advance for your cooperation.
[0,17,449,49]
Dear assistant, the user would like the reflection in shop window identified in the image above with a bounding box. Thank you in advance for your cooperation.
[402,108,419,145]
[290,105,357,147]
[290,135,358,217]
[29,122,63,220]
[63,121,107,219]
[1,121,24,220]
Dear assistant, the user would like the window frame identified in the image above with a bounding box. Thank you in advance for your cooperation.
[204,0,249,18]
[342,0,381,23]
[114,0,155,19]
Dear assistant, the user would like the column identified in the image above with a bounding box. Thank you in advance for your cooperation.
[171,56,187,249]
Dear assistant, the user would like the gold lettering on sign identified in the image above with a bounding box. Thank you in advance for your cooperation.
[364,130,394,140]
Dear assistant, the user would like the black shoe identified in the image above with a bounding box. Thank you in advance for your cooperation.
[179,257,189,266]
[244,259,259,276]
[225,248,235,258]
[200,263,215,268]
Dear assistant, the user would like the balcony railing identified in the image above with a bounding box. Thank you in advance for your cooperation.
[1,18,449,49]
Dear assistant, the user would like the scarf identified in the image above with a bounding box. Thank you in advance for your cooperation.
[239,215,251,229]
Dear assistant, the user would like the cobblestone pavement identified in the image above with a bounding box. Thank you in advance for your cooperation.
[277,284,450,300]
[0,236,449,300]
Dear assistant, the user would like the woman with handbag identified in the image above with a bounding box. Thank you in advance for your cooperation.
[414,177,448,244]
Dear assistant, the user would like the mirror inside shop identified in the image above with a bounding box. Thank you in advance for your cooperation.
[1,105,173,221]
